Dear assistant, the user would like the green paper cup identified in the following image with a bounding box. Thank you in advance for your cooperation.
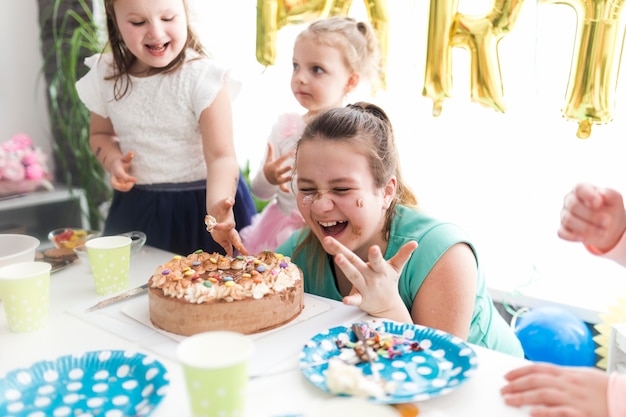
[0,261,51,333]
[177,331,253,417]
[85,236,131,295]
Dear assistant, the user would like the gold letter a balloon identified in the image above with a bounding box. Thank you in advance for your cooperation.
[423,0,525,116]
[541,0,626,139]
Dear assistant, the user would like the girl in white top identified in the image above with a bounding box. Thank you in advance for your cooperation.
[76,0,256,256]
[501,182,626,417]
[240,16,382,255]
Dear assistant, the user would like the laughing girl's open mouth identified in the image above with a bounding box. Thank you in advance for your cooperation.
[319,220,348,236]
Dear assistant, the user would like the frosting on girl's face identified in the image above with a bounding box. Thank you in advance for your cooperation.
[295,140,390,257]
[301,193,316,205]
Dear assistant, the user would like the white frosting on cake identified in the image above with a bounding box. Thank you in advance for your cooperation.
[149,251,301,303]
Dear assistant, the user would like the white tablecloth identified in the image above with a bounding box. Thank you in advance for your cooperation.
[0,246,531,416]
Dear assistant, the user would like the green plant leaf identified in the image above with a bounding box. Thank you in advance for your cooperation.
[41,0,111,229]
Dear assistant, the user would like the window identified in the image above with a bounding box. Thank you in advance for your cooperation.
[191,1,626,316]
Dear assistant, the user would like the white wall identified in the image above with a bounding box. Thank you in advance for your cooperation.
[1,1,52,157]
[7,1,626,308]
[188,1,626,283]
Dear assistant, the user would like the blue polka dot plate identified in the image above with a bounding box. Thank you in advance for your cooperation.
[299,320,478,404]
[0,350,169,417]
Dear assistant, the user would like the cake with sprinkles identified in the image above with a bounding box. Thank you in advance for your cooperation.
[147,250,304,336]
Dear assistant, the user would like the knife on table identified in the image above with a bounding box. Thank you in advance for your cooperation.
[85,283,149,312]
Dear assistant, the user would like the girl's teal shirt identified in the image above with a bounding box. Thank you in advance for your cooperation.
[276,205,524,358]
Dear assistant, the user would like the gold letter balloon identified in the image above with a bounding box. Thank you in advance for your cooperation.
[540,0,626,139]
[423,0,525,116]
[256,0,389,87]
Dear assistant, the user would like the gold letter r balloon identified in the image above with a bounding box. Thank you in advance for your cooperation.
[540,0,626,139]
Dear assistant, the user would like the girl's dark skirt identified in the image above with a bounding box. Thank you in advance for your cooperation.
[103,176,257,256]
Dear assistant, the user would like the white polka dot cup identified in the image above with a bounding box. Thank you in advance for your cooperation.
[0,261,51,333]
[177,331,253,417]
[85,236,131,295]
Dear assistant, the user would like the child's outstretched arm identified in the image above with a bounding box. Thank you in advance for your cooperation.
[88,112,137,191]
[558,182,626,253]
[200,86,247,256]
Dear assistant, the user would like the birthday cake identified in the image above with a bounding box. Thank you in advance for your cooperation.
[148,250,304,336]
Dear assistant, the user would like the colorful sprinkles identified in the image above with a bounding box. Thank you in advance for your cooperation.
[151,250,299,303]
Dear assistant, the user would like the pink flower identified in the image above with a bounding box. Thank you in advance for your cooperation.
[1,141,20,153]
[25,164,46,180]
[2,160,26,181]
[11,133,32,149]
[0,134,51,183]
[22,150,38,166]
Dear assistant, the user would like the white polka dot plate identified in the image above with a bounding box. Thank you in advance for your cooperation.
[299,320,478,404]
[0,350,169,417]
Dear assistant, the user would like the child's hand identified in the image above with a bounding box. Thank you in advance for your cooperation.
[500,363,609,417]
[263,143,296,193]
[109,151,137,192]
[322,236,418,323]
[558,183,626,252]
[206,197,248,257]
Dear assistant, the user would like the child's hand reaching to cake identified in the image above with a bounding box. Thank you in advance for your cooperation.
[206,198,248,256]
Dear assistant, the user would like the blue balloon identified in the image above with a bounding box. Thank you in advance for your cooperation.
[514,306,596,366]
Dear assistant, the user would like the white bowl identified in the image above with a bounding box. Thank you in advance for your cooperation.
[0,234,40,267]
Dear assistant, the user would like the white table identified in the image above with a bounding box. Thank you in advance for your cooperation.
[0,246,532,416]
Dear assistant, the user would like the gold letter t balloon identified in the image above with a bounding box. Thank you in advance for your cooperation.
[541,0,626,139]
[422,0,525,116]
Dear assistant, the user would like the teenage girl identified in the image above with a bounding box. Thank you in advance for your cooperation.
[277,102,525,358]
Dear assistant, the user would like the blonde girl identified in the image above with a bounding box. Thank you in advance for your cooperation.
[241,16,381,254]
